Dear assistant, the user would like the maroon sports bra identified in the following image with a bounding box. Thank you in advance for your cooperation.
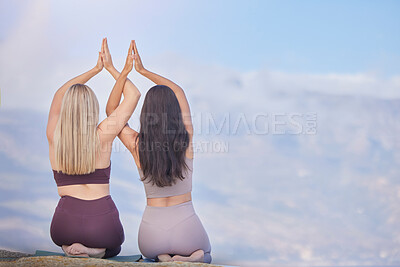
[53,164,111,187]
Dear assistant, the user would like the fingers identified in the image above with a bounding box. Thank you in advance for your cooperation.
[133,40,139,55]
[128,40,133,55]
[101,37,110,63]
[124,42,134,72]
[105,37,110,53]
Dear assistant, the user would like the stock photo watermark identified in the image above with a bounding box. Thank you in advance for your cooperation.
[108,139,230,154]
[100,111,317,154]
[192,112,318,135]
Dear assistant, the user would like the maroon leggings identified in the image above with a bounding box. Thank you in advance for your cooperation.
[50,195,124,258]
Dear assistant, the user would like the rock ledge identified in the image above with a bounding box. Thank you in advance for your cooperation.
[0,250,221,267]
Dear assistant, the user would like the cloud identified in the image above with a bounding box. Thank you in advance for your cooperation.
[118,213,142,255]
[0,0,55,110]
[0,217,48,239]
[0,198,57,219]
[0,216,55,253]
[0,172,29,191]
[0,129,49,172]
[111,177,146,211]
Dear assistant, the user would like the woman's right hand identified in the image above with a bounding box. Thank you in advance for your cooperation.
[122,40,135,74]
[101,38,115,71]
[132,40,146,74]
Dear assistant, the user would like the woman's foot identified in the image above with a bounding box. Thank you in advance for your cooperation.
[172,249,204,263]
[62,243,106,258]
[62,245,89,257]
[157,254,173,262]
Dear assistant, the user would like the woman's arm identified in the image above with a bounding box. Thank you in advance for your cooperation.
[133,41,193,136]
[46,52,103,143]
[98,40,139,144]
[103,38,141,117]
[102,38,141,152]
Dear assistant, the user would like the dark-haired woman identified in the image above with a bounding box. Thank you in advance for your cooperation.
[104,40,211,263]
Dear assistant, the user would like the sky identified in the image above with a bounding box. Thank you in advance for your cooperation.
[0,1,400,266]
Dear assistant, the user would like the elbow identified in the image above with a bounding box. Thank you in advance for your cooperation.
[105,107,111,117]
[134,92,141,104]
[46,129,53,144]
[130,91,141,101]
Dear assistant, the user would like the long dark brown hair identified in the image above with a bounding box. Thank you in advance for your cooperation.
[137,85,189,187]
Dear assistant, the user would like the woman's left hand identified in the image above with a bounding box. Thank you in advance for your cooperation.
[122,41,134,74]
[101,38,115,72]
[94,51,104,72]
[133,40,145,74]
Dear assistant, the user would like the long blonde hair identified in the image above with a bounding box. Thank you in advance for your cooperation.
[54,84,100,175]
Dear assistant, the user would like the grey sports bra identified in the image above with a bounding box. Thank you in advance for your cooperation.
[137,156,193,198]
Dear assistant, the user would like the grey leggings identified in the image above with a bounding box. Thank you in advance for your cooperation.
[138,201,211,263]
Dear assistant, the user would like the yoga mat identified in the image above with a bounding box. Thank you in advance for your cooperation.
[34,250,142,262]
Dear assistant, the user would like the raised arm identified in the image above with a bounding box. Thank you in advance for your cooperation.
[102,38,141,152]
[98,40,139,144]
[133,41,193,136]
[46,51,103,143]
[103,38,140,117]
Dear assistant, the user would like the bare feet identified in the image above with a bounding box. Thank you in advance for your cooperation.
[62,243,106,258]
[62,245,89,257]
[172,249,204,263]
[157,254,172,262]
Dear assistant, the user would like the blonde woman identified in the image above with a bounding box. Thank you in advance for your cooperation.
[47,40,140,258]
[105,40,211,263]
